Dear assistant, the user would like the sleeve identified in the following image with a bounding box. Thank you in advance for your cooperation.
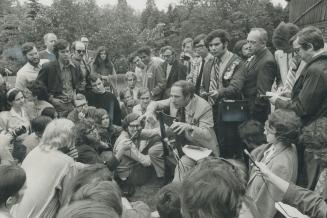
[254,163,291,218]
[283,183,327,218]
[122,144,151,166]
[146,99,170,114]
[186,105,214,149]
[58,163,78,206]
[275,67,327,118]
[178,64,188,81]
[113,96,122,126]
[257,59,278,95]
[15,71,25,91]
[218,66,246,99]
[152,64,166,100]
[36,66,49,92]
[115,134,151,166]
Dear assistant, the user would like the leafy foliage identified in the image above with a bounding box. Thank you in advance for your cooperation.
[0,0,288,74]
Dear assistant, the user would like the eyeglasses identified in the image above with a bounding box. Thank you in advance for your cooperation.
[76,50,86,54]
[195,44,206,48]
[163,54,173,58]
[87,126,97,135]
[264,121,276,134]
[129,124,142,129]
[209,42,222,47]
[76,103,87,108]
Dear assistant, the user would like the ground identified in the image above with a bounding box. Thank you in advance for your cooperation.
[127,167,163,211]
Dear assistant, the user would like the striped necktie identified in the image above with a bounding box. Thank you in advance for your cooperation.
[208,57,220,105]
[284,55,301,93]
[315,168,327,196]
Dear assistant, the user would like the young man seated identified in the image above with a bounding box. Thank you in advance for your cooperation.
[113,113,166,194]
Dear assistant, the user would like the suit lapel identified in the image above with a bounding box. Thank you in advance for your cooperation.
[203,59,214,92]
[247,48,267,72]
[167,61,177,86]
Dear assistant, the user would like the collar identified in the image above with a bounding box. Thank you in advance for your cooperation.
[218,50,231,63]
[10,107,26,118]
[25,61,41,71]
[204,53,214,62]
[46,49,53,54]
[312,49,326,59]
[304,51,327,68]
[254,47,267,57]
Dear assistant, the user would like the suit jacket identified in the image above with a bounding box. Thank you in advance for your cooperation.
[144,58,166,100]
[161,59,187,99]
[37,60,81,97]
[218,48,278,122]
[202,52,241,92]
[247,143,298,218]
[147,95,219,156]
[275,51,327,126]
[283,183,327,218]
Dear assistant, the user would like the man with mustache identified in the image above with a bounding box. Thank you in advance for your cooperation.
[15,42,48,96]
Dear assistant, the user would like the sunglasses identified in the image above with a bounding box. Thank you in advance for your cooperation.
[76,50,86,54]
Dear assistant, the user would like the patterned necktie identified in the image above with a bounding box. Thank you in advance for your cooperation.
[209,57,220,105]
[284,55,301,93]
[315,168,327,196]
[195,58,205,95]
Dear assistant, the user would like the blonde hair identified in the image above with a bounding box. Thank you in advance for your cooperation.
[39,118,75,150]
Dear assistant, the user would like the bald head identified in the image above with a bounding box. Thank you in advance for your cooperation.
[247,28,267,55]
[44,33,57,52]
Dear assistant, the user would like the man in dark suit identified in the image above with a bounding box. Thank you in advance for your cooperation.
[270,26,327,126]
[161,46,187,99]
[200,29,242,158]
[37,39,82,117]
[217,28,279,123]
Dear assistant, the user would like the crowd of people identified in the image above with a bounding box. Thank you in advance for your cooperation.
[0,21,327,218]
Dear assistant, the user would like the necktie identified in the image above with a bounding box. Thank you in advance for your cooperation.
[195,58,205,95]
[284,55,301,93]
[176,107,186,122]
[315,168,327,196]
[175,107,186,156]
[209,57,220,105]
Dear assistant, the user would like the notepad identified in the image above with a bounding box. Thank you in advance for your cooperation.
[275,202,309,218]
[182,145,212,161]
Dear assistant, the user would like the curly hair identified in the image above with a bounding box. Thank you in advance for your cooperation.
[267,109,302,145]
[89,108,109,126]
[205,29,230,48]
[74,118,96,146]
[26,80,49,101]
[300,117,327,150]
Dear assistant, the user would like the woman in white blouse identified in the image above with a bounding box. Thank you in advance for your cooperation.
[0,88,30,138]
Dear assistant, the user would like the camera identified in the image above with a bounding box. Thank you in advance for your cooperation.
[10,126,27,138]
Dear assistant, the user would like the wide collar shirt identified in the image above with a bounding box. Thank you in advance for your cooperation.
[15,59,48,91]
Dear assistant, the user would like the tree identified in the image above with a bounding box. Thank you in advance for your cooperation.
[26,0,41,20]
[140,0,161,30]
